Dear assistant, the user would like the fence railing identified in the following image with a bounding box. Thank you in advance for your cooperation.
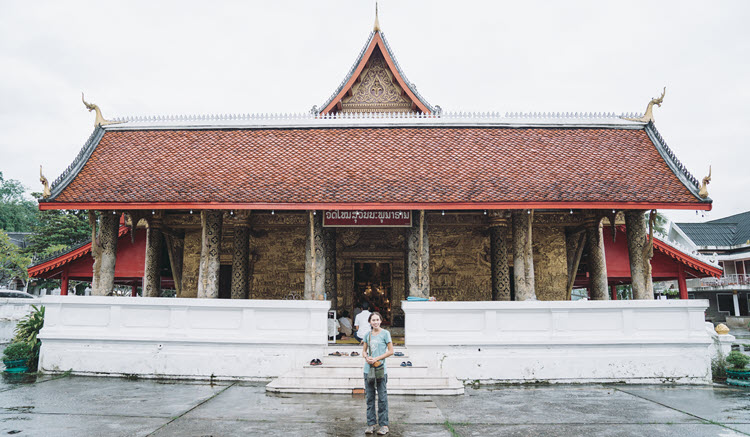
[697,274,750,288]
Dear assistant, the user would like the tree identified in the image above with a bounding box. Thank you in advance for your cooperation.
[0,230,31,287]
[24,208,91,258]
[0,172,38,232]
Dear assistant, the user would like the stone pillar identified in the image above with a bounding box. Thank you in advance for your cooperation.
[625,210,652,300]
[512,210,536,301]
[489,211,511,301]
[143,215,163,297]
[305,211,325,300]
[197,211,223,299]
[324,227,337,309]
[230,212,250,300]
[92,211,119,296]
[407,210,430,298]
[586,216,609,300]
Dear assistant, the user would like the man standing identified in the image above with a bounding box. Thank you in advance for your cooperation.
[353,302,372,343]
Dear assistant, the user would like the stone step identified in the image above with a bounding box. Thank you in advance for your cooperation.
[271,375,459,388]
[265,386,465,396]
[298,365,432,377]
[267,345,464,395]
[312,357,412,367]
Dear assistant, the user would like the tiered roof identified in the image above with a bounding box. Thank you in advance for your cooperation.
[40,28,711,212]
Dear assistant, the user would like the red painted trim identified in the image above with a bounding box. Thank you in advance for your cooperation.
[39,201,712,212]
[61,269,69,296]
[652,237,722,278]
[27,226,129,277]
[320,33,431,115]
[677,265,688,299]
[610,285,617,300]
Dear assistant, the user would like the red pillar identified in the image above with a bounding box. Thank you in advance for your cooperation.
[677,265,688,299]
[61,269,69,296]
[611,285,618,300]
[131,284,138,297]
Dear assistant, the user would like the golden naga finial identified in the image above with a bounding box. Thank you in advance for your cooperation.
[39,165,51,199]
[82,92,122,128]
[623,87,666,123]
[373,2,381,31]
[699,165,711,199]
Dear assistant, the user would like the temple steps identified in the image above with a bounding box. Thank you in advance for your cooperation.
[266,346,464,396]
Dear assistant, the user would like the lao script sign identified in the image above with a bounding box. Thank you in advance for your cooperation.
[323,210,412,227]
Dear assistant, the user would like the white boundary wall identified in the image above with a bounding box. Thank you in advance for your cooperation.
[38,296,329,379]
[0,298,41,343]
[402,300,713,384]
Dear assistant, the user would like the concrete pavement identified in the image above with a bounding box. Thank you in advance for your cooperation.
[1,374,750,436]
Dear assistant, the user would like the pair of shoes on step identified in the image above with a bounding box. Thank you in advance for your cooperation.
[310,358,322,366]
[328,351,341,356]
[399,361,412,367]
[351,352,360,357]
[394,351,404,357]
[365,425,389,434]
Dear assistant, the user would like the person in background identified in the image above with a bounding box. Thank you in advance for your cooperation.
[352,303,363,324]
[353,302,372,343]
[338,310,353,337]
[328,312,341,340]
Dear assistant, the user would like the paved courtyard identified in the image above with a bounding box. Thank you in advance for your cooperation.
[1,374,750,436]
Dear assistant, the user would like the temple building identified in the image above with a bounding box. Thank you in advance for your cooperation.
[36,20,712,331]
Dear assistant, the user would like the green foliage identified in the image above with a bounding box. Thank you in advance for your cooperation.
[0,230,32,285]
[712,355,727,380]
[13,305,45,371]
[24,208,90,258]
[2,342,32,361]
[726,351,750,370]
[0,172,38,232]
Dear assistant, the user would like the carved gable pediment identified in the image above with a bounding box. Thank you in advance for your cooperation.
[341,48,413,113]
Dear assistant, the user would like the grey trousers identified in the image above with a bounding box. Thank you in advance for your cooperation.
[364,374,388,426]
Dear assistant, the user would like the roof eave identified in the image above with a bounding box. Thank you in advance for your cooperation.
[644,122,711,206]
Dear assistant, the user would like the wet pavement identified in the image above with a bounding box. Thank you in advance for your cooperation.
[1,374,750,436]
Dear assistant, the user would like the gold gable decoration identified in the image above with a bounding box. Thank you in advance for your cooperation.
[341,48,414,113]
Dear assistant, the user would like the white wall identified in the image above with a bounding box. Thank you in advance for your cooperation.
[402,300,712,384]
[0,298,41,343]
[38,296,330,379]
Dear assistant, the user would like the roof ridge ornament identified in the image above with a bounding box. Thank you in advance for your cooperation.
[82,93,123,128]
[623,87,666,123]
[39,165,50,199]
[374,2,381,31]
[698,165,711,199]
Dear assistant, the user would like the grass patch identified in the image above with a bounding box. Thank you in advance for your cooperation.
[443,420,461,437]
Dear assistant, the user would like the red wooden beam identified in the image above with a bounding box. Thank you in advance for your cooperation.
[39,201,712,211]
[677,265,688,300]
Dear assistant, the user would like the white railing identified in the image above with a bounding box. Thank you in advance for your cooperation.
[38,296,330,379]
[0,298,41,343]
[402,300,712,384]
[698,274,750,288]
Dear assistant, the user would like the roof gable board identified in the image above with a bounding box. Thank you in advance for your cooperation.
[319,32,433,115]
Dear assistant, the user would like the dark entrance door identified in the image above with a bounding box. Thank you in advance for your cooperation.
[354,262,392,325]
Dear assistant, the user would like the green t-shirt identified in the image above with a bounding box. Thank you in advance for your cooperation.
[364,329,392,375]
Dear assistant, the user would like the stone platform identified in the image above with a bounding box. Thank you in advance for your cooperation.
[266,346,464,395]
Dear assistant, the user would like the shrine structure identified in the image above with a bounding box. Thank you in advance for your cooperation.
[33,16,719,385]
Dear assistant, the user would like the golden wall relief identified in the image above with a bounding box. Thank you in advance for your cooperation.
[428,225,492,301]
[532,226,568,301]
[179,230,201,298]
[249,225,306,299]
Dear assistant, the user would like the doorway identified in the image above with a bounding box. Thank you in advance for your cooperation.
[354,262,392,325]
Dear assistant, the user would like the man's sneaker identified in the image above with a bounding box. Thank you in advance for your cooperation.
[365,425,376,434]
[377,426,389,435]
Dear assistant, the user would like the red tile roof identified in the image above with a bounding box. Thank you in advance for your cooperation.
[47,126,705,208]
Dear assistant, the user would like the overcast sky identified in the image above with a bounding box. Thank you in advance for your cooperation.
[1,1,747,224]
